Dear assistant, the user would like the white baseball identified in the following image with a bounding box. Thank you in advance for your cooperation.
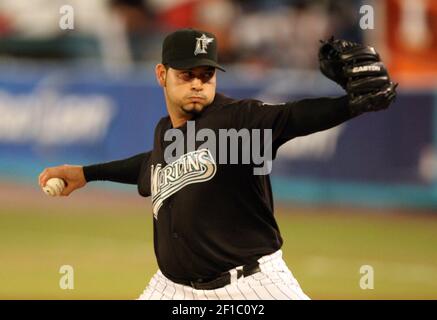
[43,178,66,197]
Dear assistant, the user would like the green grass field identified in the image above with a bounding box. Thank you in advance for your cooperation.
[1,184,437,299]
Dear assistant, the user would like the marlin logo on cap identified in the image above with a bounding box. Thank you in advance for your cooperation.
[194,34,214,56]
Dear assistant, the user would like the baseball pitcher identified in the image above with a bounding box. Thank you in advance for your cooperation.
[39,29,397,300]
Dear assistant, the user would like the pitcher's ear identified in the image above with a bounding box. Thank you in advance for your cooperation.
[155,64,167,87]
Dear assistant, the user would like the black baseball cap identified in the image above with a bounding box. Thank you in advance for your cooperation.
[162,28,225,72]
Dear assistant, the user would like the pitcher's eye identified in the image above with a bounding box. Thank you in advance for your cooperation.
[202,72,214,82]
[179,72,193,82]
[177,70,214,82]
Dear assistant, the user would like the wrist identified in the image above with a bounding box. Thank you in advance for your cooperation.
[82,164,100,182]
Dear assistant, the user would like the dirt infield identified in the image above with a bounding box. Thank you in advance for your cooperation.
[0,179,149,212]
[2,179,436,218]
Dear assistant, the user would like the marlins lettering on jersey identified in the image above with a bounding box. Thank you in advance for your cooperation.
[151,149,217,218]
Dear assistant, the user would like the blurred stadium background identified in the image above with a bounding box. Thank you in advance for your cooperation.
[1,0,437,299]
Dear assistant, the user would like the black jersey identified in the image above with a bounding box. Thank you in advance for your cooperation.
[84,93,352,283]
[137,93,351,282]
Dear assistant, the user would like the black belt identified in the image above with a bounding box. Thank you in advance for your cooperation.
[177,262,261,290]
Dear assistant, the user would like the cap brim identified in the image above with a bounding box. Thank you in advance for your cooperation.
[167,58,226,72]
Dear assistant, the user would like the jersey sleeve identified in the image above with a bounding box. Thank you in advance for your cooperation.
[231,95,353,157]
[83,151,151,187]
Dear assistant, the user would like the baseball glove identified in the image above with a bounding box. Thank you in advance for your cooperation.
[319,37,398,116]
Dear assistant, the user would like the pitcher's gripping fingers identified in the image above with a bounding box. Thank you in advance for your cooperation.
[38,165,86,196]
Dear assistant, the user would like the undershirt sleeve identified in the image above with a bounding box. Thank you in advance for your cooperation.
[83,152,152,185]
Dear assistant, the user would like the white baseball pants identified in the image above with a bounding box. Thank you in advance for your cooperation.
[137,250,310,300]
